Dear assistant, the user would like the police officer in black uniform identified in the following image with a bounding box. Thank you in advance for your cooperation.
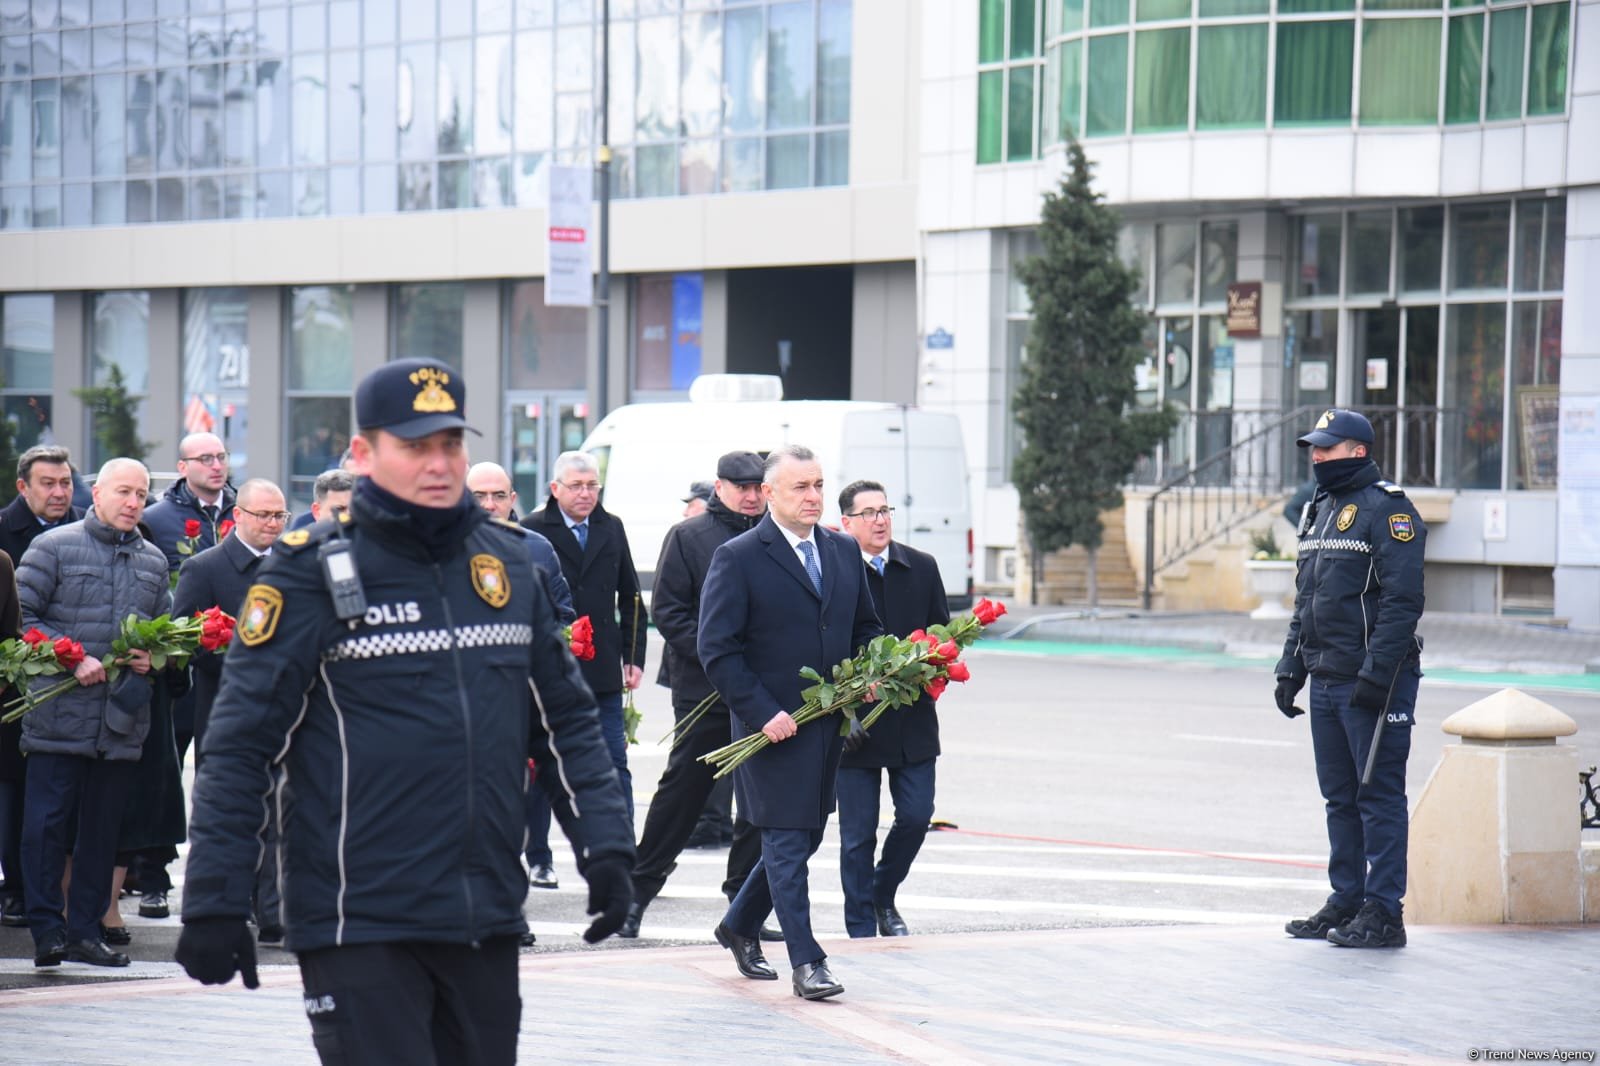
[1275,408,1425,950]
[176,359,634,1066]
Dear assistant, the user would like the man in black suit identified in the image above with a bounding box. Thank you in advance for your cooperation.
[0,445,83,929]
[699,444,882,1002]
[173,478,290,939]
[523,451,647,859]
[835,479,949,939]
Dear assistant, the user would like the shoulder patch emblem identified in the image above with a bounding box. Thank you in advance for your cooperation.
[280,529,310,547]
[1388,514,1415,542]
[470,553,511,609]
[238,584,284,646]
[1336,503,1358,532]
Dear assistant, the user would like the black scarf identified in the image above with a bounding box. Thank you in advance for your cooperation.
[1312,456,1379,495]
[354,479,480,562]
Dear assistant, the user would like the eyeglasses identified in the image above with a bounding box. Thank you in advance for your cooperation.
[845,507,895,521]
[472,491,512,503]
[180,452,229,467]
[237,506,292,523]
[559,481,602,494]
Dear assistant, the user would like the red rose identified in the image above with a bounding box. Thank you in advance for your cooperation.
[570,639,596,661]
[945,661,971,683]
[989,600,1008,620]
[21,628,48,646]
[924,677,948,701]
[933,641,959,664]
[184,519,202,538]
[570,616,594,642]
[53,637,85,671]
[907,629,926,644]
[218,519,235,539]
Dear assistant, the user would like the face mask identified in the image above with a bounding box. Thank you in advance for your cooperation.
[1312,455,1368,491]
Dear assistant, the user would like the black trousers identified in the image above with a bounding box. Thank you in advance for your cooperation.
[22,753,135,944]
[298,937,521,1066]
[633,696,760,907]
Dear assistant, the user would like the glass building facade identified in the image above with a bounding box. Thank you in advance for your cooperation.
[0,0,853,229]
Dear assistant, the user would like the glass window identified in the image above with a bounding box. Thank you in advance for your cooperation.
[1006,65,1034,160]
[1278,0,1351,9]
[721,135,759,191]
[634,16,674,140]
[1010,0,1036,58]
[1119,221,1153,306]
[635,141,673,196]
[767,1,813,130]
[1133,27,1187,133]
[474,36,511,155]
[181,287,250,477]
[979,0,1004,63]
[1283,308,1338,411]
[1199,220,1236,305]
[223,58,252,166]
[1346,209,1391,296]
[1291,213,1341,300]
[287,285,353,393]
[1054,38,1082,140]
[766,131,807,188]
[506,279,585,389]
[1485,6,1523,120]
[1359,18,1440,125]
[632,272,702,391]
[286,395,351,505]
[1062,0,1085,31]
[1090,0,1128,28]
[1199,0,1264,13]
[0,81,29,185]
[437,37,471,154]
[1,292,54,451]
[1275,21,1354,125]
[89,289,150,467]
[1515,196,1564,292]
[680,12,719,139]
[292,52,326,165]
[815,127,846,185]
[1450,200,1510,291]
[724,5,763,133]
[977,69,1002,163]
[1445,14,1483,123]
[1137,0,1188,17]
[399,43,435,160]
[329,50,360,162]
[1527,1,1568,117]
[1197,315,1232,413]
[1509,299,1560,489]
[818,0,850,126]
[1156,221,1196,306]
[1443,302,1505,490]
[1085,33,1126,136]
[1196,24,1266,130]
[393,282,464,369]
[1399,205,1443,293]
[33,77,60,181]
[256,43,289,167]
[514,31,551,148]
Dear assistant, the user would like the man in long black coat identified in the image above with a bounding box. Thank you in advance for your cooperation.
[835,479,949,939]
[698,445,881,1002]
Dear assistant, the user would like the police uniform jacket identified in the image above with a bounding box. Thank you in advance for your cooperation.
[841,540,949,770]
[142,478,238,573]
[523,498,647,696]
[1275,459,1426,688]
[182,486,635,953]
[697,516,883,829]
[651,496,761,702]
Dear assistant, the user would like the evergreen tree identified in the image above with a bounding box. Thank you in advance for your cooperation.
[73,363,153,465]
[1011,140,1176,606]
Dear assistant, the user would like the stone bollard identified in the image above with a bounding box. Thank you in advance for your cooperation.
[1406,688,1583,924]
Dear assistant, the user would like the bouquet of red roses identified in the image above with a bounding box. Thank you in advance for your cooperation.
[681,598,1007,778]
[0,628,88,722]
[563,615,596,661]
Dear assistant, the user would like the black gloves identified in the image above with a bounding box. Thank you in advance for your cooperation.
[581,858,634,944]
[1350,677,1390,711]
[1274,676,1305,719]
[175,917,259,989]
[843,721,868,754]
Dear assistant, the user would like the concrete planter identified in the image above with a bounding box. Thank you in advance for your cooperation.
[1243,558,1296,619]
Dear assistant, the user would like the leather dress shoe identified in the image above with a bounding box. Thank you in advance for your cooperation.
[713,922,777,980]
[616,901,644,939]
[33,930,68,968]
[518,930,537,947]
[792,960,844,1001]
[1,896,26,927]
[758,923,784,943]
[257,925,285,945]
[875,905,909,936]
[67,939,130,967]
[528,864,558,889]
[138,890,170,919]
[99,923,133,946]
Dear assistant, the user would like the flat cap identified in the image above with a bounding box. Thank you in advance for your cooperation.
[716,450,765,485]
[682,480,714,503]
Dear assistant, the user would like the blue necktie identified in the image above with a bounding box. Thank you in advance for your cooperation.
[871,555,886,577]
[798,540,822,596]
[574,522,588,550]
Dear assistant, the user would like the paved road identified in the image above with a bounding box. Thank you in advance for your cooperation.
[3,641,1598,1062]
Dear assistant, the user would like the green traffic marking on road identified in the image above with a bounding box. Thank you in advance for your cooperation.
[976,640,1600,694]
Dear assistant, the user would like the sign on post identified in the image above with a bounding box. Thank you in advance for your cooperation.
[546,164,593,307]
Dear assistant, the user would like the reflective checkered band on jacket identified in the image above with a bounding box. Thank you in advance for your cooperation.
[324,624,534,661]
[1298,538,1372,554]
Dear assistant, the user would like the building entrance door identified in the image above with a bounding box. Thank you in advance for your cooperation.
[505,393,589,517]
[1347,306,1439,486]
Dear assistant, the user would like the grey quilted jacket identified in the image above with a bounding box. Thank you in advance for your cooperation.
[17,511,170,760]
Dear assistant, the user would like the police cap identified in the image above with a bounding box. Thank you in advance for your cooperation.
[356,358,480,440]
[716,451,765,485]
[1297,408,1374,448]
[682,480,714,504]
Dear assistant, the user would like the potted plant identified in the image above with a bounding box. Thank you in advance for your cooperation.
[1243,527,1297,619]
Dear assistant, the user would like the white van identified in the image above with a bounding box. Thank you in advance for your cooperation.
[580,376,973,606]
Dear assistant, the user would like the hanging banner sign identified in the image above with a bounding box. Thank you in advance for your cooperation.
[546,164,593,307]
[1225,282,1263,338]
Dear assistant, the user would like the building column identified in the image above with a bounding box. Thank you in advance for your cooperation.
[246,286,284,490]
[146,289,182,467]
[700,270,728,376]
[352,285,389,384]
[1554,184,1600,628]
[461,280,502,464]
[52,292,86,466]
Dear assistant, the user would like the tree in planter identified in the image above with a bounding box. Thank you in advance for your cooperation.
[1011,140,1176,607]
[73,363,154,466]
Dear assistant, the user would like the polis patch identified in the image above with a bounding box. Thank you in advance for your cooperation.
[238,584,284,646]
[470,553,510,608]
[1336,504,1358,532]
[1388,514,1415,542]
